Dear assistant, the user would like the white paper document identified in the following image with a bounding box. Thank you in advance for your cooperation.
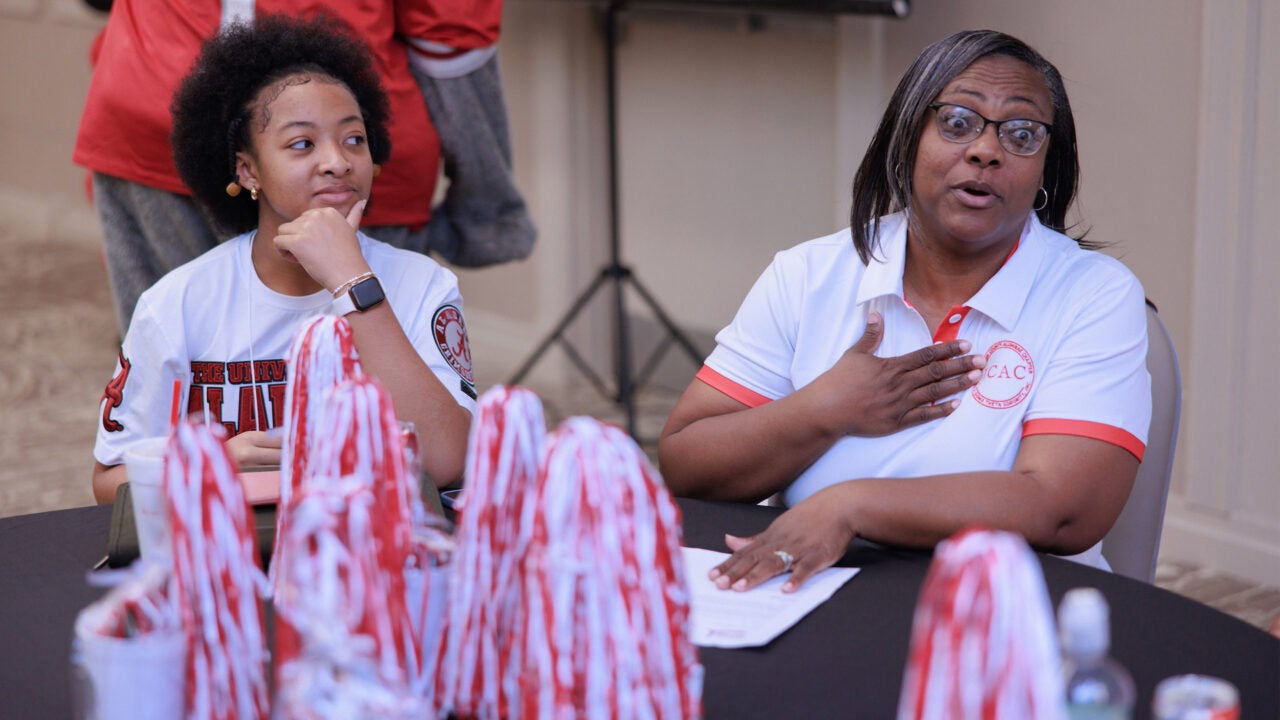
[682,546,860,649]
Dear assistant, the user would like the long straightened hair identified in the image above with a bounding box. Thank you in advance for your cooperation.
[849,29,1091,264]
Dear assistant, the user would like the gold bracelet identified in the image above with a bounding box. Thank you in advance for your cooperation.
[332,271,376,298]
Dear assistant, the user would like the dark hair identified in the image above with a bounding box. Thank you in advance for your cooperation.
[849,29,1088,264]
[171,13,392,236]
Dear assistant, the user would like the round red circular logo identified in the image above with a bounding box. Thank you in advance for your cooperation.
[972,339,1035,409]
[432,305,474,385]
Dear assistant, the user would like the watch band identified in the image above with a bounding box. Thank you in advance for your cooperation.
[331,291,358,317]
[331,275,385,316]
[332,271,375,300]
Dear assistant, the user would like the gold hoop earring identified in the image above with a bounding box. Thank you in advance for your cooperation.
[250,187,259,201]
[372,164,381,178]
[225,180,242,197]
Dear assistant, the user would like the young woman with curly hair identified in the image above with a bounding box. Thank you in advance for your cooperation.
[91,14,476,503]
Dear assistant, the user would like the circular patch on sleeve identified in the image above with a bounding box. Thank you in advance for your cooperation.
[972,339,1035,410]
[432,305,475,385]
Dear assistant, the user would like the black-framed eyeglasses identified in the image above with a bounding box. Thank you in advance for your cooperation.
[928,103,1052,157]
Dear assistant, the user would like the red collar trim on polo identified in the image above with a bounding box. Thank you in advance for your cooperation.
[932,306,971,343]
[906,239,1021,342]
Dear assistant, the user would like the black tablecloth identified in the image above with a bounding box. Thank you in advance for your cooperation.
[0,506,112,720]
[678,499,1280,719]
[2,501,1277,719]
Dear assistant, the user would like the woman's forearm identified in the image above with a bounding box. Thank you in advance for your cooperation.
[658,384,840,502]
[830,472,1071,551]
[827,435,1137,554]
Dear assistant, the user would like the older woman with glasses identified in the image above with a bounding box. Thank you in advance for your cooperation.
[658,30,1151,592]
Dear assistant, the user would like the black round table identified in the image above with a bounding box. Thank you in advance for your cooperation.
[679,499,1279,719]
[1,500,1276,719]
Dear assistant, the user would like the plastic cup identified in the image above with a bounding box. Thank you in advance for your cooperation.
[124,437,171,567]
[1153,674,1240,719]
[72,617,185,720]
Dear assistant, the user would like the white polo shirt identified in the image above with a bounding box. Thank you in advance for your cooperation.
[699,212,1151,568]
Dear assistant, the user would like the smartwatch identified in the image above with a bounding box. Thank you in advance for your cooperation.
[331,275,385,316]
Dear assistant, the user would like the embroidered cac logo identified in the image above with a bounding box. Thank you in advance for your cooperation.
[433,305,474,384]
[972,339,1035,410]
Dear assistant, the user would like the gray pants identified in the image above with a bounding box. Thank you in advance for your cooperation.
[93,173,220,334]
[413,54,536,266]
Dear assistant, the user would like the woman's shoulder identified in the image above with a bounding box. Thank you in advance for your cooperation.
[775,227,860,266]
[361,234,450,269]
[1029,224,1145,308]
[1034,223,1141,283]
[776,213,909,271]
[359,234,461,295]
[732,228,865,305]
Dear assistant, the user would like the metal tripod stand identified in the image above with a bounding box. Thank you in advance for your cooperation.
[508,0,704,438]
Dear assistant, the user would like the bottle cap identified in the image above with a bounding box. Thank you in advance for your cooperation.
[1058,587,1110,657]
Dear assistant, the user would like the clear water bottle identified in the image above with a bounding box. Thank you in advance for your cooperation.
[1058,587,1136,720]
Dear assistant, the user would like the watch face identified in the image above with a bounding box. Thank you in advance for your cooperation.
[350,276,385,311]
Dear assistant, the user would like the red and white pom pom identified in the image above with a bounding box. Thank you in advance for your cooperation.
[272,315,363,589]
[896,528,1065,720]
[165,422,270,720]
[305,376,419,573]
[273,376,427,718]
[399,420,457,710]
[404,525,454,710]
[274,481,428,719]
[76,562,178,640]
[439,385,546,720]
[514,416,703,720]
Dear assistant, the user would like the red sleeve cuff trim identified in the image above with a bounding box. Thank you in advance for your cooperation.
[1022,419,1145,461]
[696,366,773,408]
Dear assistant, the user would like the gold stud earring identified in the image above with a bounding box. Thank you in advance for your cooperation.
[372,164,381,178]
[250,187,259,201]
[225,181,242,197]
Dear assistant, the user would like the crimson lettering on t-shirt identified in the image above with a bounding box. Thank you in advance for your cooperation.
[226,361,253,385]
[196,385,237,437]
[253,359,287,383]
[190,361,224,384]
[100,349,132,433]
[225,359,287,385]
[185,359,288,435]
[238,385,268,431]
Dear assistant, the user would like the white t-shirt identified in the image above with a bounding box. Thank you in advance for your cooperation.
[699,213,1152,569]
[95,231,477,467]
